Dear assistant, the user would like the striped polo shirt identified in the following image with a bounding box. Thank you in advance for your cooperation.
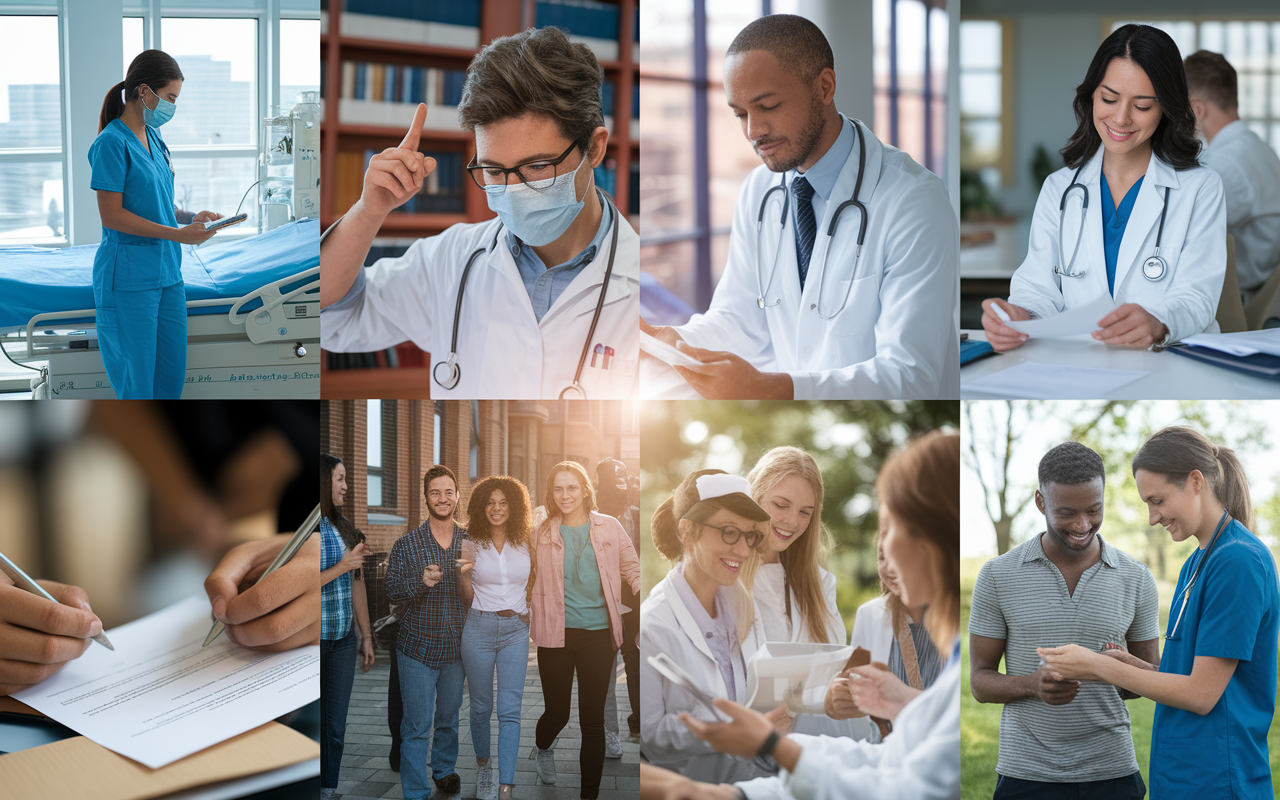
[969,533,1159,782]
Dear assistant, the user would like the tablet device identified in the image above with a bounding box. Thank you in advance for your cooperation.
[647,653,730,721]
[204,213,248,231]
[640,331,704,369]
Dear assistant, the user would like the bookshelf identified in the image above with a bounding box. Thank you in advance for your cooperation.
[320,0,640,398]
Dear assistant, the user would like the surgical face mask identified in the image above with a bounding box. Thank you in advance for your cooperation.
[483,149,592,247]
[141,85,176,128]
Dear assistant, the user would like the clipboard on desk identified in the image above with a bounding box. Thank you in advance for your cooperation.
[961,339,996,366]
[1167,344,1280,380]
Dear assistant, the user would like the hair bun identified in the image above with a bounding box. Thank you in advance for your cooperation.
[650,495,684,561]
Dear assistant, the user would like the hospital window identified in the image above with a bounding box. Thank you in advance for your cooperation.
[959,19,1011,189]
[434,401,445,467]
[367,400,384,508]
[366,399,397,509]
[874,0,949,177]
[0,15,65,245]
[1111,19,1280,158]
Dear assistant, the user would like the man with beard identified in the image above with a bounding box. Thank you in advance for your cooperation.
[386,465,469,800]
[642,14,958,400]
[968,443,1160,800]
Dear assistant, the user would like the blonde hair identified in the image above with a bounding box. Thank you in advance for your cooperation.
[742,446,839,644]
[876,431,960,656]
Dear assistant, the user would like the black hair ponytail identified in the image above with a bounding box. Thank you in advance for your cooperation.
[99,50,184,132]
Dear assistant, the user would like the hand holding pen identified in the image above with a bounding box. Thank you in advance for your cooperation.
[0,552,111,696]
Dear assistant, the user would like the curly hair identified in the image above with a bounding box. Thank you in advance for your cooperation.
[1038,442,1106,488]
[464,475,533,548]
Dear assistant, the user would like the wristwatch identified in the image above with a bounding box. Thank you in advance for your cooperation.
[756,729,780,760]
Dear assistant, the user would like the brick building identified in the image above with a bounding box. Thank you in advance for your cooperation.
[321,400,641,554]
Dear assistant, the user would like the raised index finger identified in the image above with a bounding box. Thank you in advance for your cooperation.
[400,103,427,151]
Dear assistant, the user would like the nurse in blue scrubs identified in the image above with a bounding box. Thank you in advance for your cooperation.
[91,50,230,398]
[1040,426,1279,799]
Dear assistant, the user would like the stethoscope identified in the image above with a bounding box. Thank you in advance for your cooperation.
[432,192,620,399]
[1166,508,1231,641]
[754,117,869,319]
[1055,165,1170,282]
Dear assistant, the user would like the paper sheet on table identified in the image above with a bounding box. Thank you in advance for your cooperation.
[744,642,852,713]
[1002,296,1123,339]
[1181,329,1280,357]
[964,362,1149,399]
[12,595,319,769]
[640,330,705,368]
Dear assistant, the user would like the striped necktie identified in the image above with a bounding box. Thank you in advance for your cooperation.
[791,176,816,290]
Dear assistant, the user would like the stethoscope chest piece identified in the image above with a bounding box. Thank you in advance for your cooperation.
[1143,255,1167,281]
[433,356,461,390]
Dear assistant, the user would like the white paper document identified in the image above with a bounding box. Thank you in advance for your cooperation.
[639,330,705,368]
[12,595,320,769]
[964,362,1150,399]
[1181,329,1280,357]
[744,641,851,713]
[999,295,1123,339]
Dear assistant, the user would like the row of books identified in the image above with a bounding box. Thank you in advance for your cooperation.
[339,62,465,106]
[333,149,467,215]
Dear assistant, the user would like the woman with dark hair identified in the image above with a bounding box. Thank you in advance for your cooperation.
[319,454,375,800]
[91,50,238,399]
[528,460,640,800]
[457,475,535,800]
[981,24,1227,354]
[1040,427,1279,798]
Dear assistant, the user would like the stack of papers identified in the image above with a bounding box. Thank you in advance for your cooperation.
[745,642,852,713]
[1170,330,1280,380]
[999,296,1122,339]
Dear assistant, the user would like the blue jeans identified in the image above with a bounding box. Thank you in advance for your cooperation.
[459,609,530,785]
[320,628,357,790]
[397,649,465,800]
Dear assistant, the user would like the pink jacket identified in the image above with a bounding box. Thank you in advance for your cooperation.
[530,510,641,650]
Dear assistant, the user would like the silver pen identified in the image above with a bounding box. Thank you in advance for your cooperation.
[0,550,114,651]
[204,503,322,647]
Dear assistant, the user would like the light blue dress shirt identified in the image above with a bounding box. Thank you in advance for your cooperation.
[787,117,855,269]
[510,189,613,322]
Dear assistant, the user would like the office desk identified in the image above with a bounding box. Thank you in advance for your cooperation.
[960,330,1280,399]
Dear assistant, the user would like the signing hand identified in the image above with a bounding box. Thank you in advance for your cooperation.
[204,532,321,651]
[191,211,223,224]
[980,298,1030,351]
[361,103,437,218]
[679,698,776,760]
[673,343,793,399]
[0,577,102,696]
[1036,644,1103,684]
[340,542,369,574]
[173,221,218,245]
[423,564,443,588]
[1093,303,1168,349]
[847,664,922,722]
[359,635,376,672]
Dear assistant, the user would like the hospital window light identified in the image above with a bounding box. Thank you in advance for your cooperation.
[958,19,1006,191]
[0,15,65,246]
[1111,19,1280,159]
[367,399,383,508]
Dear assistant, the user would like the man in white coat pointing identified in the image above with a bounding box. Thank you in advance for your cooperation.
[643,14,960,400]
[320,27,639,400]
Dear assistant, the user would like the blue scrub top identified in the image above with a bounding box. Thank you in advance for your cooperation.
[87,118,182,299]
[1099,172,1144,297]
[1150,519,1279,799]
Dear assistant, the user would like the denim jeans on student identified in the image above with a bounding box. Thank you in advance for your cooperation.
[397,649,465,800]
[320,628,357,790]
[459,608,530,785]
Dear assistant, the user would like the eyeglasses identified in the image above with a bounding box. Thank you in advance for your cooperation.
[466,141,581,193]
[697,522,764,550]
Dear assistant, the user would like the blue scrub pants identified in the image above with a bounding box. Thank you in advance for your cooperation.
[96,281,186,399]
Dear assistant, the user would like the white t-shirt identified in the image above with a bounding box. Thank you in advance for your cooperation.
[470,540,531,614]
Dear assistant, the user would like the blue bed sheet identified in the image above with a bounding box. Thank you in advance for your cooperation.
[0,219,319,330]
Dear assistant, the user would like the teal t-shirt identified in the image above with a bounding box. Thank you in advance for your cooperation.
[561,522,609,630]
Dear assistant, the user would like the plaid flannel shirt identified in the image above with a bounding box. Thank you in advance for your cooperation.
[386,520,467,667]
[320,516,352,641]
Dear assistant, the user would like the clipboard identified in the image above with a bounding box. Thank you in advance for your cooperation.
[647,653,730,721]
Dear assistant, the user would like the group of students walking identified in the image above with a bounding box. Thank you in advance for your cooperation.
[320,456,640,800]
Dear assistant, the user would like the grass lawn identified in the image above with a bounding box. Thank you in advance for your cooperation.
[960,557,1280,799]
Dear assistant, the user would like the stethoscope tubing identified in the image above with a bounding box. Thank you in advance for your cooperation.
[1167,508,1231,641]
[1055,164,1169,282]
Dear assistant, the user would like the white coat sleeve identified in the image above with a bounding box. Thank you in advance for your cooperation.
[676,175,775,366]
[319,229,449,354]
[790,175,959,400]
[1141,170,1227,342]
[1008,176,1070,319]
[638,624,717,764]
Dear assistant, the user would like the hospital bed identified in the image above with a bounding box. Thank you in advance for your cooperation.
[0,219,319,398]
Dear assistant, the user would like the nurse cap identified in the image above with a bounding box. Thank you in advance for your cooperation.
[672,469,771,523]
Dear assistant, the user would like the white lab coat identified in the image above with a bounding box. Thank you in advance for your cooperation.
[753,564,861,739]
[676,116,960,400]
[735,641,961,800]
[1009,147,1227,344]
[640,569,768,784]
[319,207,639,399]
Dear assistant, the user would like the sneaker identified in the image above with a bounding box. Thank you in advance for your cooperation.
[430,772,461,800]
[475,763,497,800]
[533,746,557,784]
[604,730,623,758]
[320,790,337,800]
